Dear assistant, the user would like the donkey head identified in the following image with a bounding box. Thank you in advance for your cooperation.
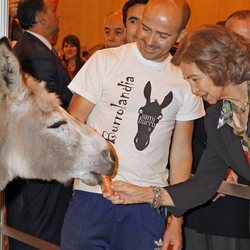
[134,81,173,151]
[0,37,117,190]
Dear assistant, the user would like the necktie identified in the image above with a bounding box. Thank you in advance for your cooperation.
[51,47,58,56]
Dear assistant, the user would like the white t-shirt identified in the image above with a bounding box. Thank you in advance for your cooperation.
[68,43,205,193]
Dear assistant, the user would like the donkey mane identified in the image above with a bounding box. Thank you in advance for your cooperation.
[25,75,61,113]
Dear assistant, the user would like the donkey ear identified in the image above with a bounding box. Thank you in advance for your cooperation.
[144,81,152,103]
[160,91,173,109]
[0,37,12,50]
[0,36,22,89]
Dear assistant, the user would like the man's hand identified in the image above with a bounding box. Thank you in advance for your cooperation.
[162,216,183,250]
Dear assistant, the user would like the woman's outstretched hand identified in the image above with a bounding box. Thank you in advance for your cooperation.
[102,180,154,205]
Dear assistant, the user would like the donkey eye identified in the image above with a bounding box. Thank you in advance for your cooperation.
[138,108,143,114]
[157,114,163,120]
[47,120,67,129]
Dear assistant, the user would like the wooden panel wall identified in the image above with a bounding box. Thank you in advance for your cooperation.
[187,0,250,33]
[57,0,126,51]
[56,0,250,51]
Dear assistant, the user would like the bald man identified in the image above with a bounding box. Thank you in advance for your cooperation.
[104,11,127,48]
[61,1,203,249]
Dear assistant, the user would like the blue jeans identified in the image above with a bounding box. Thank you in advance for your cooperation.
[61,190,167,250]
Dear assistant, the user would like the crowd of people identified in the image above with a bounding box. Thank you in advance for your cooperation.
[5,0,250,249]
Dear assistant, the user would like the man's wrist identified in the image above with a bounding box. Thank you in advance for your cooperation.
[171,215,184,225]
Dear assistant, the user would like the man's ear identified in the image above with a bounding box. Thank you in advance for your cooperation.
[176,29,187,44]
[36,11,47,26]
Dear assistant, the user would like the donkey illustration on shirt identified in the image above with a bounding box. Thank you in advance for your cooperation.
[134,81,173,151]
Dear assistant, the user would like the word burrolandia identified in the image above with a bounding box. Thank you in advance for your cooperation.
[102,77,135,144]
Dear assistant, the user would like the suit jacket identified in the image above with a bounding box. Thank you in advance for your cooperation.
[166,100,250,217]
[184,102,250,238]
[14,31,72,109]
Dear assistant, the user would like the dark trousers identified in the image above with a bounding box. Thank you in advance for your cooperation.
[61,190,167,250]
[5,178,72,250]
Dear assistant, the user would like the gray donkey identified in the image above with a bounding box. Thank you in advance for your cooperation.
[0,38,117,190]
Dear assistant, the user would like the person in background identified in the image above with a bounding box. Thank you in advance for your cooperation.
[5,0,72,249]
[9,0,20,18]
[61,34,84,80]
[81,50,90,63]
[103,24,250,250]
[60,0,204,249]
[85,43,106,59]
[103,10,127,48]
[9,0,23,46]
[225,9,250,41]
[122,0,148,43]
[216,20,226,26]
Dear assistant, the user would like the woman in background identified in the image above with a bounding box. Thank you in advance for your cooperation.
[61,34,84,79]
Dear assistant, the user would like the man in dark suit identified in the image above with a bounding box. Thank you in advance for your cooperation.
[13,0,72,108]
[5,0,72,249]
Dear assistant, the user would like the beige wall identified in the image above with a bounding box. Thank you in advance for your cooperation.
[56,0,250,51]
[186,0,250,33]
[57,0,126,51]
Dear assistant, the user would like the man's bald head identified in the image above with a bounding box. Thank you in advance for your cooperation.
[145,0,191,32]
[136,0,190,62]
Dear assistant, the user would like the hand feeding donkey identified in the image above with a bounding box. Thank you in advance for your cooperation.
[0,37,117,190]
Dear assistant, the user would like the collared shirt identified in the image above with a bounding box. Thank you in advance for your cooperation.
[218,81,250,164]
[26,30,52,50]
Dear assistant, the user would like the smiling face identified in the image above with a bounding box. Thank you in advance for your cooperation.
[63,42,77,60]
[180,61,225,104]
[104,12,127,48]
[137,0,185,62]
[126,4,146,43]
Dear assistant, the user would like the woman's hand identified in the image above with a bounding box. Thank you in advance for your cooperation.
[102,180,154,205]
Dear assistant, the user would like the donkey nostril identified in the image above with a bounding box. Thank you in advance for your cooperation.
[102,145,118,177]
[109,149,116,162]
[102,148,116,164]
